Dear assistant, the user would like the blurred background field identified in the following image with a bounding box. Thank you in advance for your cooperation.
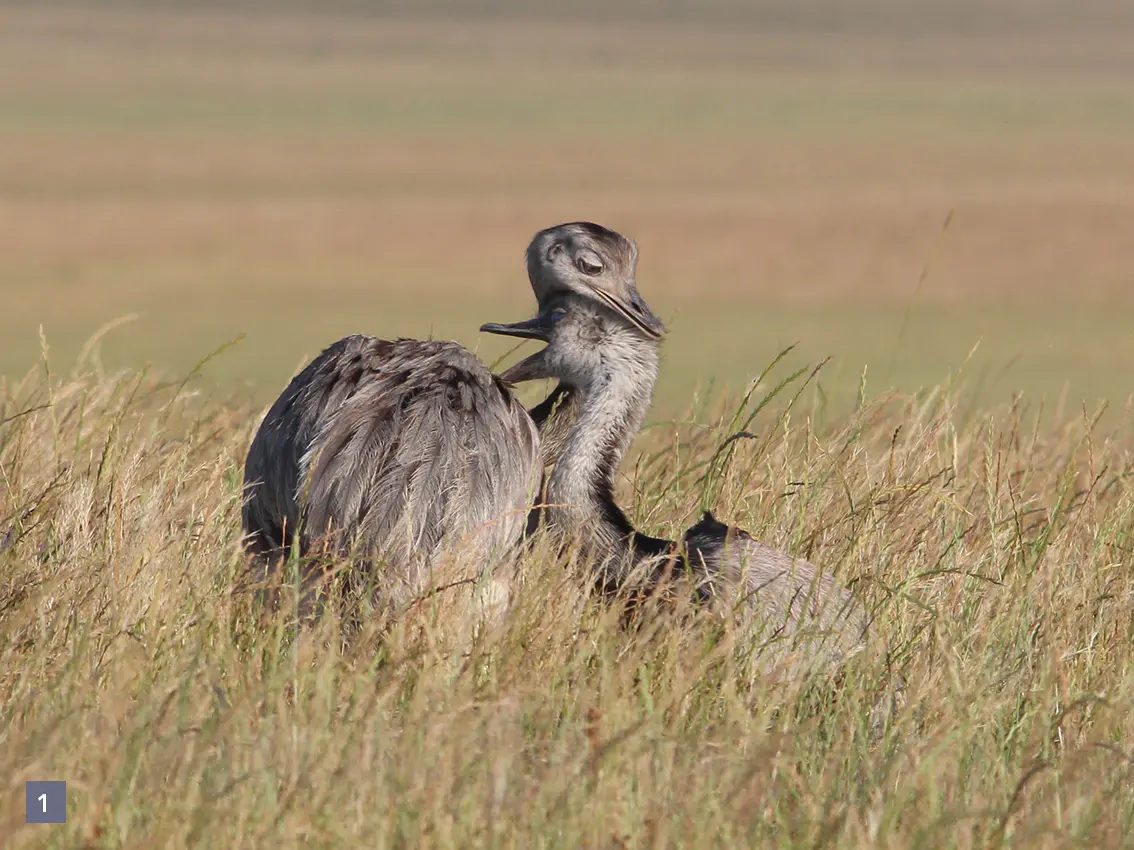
[2,1,1133,416]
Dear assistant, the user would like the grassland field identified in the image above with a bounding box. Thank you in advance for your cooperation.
[2,3,1134,847]
[2,4,1133,415]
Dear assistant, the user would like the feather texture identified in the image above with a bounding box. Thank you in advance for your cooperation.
[242,335,539,609]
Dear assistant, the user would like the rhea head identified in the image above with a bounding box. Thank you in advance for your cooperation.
[524,221,665,340]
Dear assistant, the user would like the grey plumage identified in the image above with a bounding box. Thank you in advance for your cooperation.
[241,221,665,615]
[683,511,871,672]
[240,214,876,678]
[492,294,664,584]
[498,278,873,675]
[242,336,540,610]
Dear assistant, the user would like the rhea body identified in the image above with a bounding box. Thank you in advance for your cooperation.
[240,222,664,610]
[242,334,545,607]
[495,292,872,671]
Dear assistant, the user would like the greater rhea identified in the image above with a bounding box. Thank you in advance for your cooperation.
[495,288,872,674]
[240,222,663,614]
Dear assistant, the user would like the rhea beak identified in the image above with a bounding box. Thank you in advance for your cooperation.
[479,314,554,343]
[497,349,550,385]
[583,282,666,339]
[480,312,555,384]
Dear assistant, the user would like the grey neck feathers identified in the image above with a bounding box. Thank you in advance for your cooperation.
[529,384,580,470]
[545,339,659,548]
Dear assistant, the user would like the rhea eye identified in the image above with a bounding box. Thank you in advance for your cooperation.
[575,254,604,276]
[549,308,567,323]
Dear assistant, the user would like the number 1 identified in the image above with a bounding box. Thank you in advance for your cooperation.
[38,793,47,813]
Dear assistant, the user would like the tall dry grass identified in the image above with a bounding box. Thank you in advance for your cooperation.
[1,341,1132,848]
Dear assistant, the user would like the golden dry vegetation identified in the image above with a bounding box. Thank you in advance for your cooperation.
[1,354,1132,847]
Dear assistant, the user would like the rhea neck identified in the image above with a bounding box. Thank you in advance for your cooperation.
[544,330,660,549]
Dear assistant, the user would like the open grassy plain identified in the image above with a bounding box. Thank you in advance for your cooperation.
[2,3,1134,847]
[1,3,1133,412]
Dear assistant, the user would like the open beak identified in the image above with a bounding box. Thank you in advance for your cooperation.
[479,314,554,342]
[496,350,549,385]
[480,313,555,384]
[584,282,666,339]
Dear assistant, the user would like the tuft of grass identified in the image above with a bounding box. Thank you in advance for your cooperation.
[1,346,1133,848]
